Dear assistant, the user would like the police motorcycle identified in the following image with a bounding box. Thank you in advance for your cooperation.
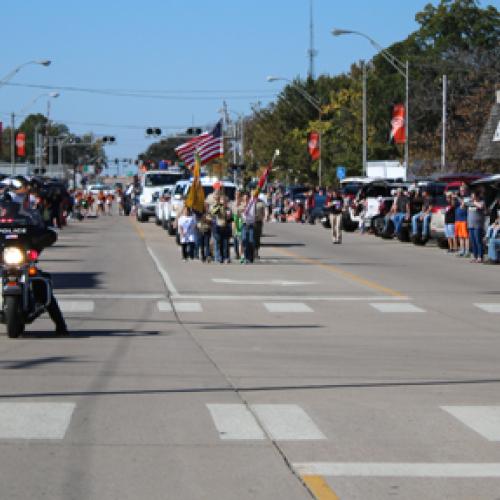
[0,199,66,338]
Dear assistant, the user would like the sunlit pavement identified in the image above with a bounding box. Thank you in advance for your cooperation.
[0,214,498,500]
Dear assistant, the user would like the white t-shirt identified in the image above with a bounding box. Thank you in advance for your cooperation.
[178,215,196,243]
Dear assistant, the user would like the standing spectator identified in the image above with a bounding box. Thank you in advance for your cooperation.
[467,191,486,263]
[327,189,344,244]
[455,196,470,257]
[232,195,244,262]
[178,207,196,261]
[444,193,457,253]
[116,188,124,216]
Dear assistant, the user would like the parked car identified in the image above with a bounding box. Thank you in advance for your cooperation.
[136,169,186,222]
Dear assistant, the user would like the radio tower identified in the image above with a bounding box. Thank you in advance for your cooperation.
[307,0,318,80]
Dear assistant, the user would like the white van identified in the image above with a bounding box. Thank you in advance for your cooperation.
[137,170,186,222]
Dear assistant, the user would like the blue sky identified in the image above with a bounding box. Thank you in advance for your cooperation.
[1,0,497,169]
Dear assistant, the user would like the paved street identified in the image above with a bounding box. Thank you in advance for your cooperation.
[0,215,499,500]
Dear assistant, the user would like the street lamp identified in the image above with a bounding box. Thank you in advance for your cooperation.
[0,59,51,89]
[331,29,409,171]
[19,91,60,115]
[266,76,324,186]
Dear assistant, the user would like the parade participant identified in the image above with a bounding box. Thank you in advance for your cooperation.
[241,192,256,264]
[97,190,106,216]
[254,193,266,259]
[178,206,196,261]
[197,203,212,263]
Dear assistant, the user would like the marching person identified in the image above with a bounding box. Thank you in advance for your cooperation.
[178,206,196,261]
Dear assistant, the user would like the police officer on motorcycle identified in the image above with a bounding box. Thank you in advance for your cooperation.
[0,177,69,336]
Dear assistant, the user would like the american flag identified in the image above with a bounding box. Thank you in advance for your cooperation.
[175,120,223,167]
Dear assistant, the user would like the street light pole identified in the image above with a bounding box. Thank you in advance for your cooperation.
[332,29,409,170]
[362,60,367,176]
[0,59,51,89]
[10,113,15,175]
[266,76,323,186]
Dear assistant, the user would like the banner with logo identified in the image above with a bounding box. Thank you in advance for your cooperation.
[16,132,26,157]
[307,131,321,160]
[390,104,406,144]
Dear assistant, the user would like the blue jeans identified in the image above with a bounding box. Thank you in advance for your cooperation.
[212,226,222,262]
[487,238,500,262]
[233,234,241,259]
[469,227,483,259]
[392,212,406,234]
[412,212,431,237]
[242,224,255,262]
[199,232,211,261]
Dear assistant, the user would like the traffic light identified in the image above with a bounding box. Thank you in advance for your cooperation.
[102,136,116,144]
[186,127,202,136]
[146,128,162,137]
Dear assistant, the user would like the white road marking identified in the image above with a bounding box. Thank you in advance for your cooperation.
[170,294,409,301]
[207,404,265,440]
[56,293,166,300]
[252,404,326,440]
[370,303,425,313]
[441,406,500,441]
[264,302,314,313]
[157,301,173,312]
[58,300,94,313]
[212,278,317,287]
[173,302,203,312]
[293,462,500,478]
[0,402,75,439]
[146,246,179,296]
[475,303,500,313]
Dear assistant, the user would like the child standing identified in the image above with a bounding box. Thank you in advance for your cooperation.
[178,207,196,261]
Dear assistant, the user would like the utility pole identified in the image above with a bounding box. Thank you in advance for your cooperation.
[441,74,447,172]
[362,60,367,176]
[10,113,15,175]
[307,0,317,80]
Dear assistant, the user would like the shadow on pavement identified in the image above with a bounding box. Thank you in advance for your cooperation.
[26,329,162,338]
[0,356,88,369]
[199,324,321,330]
[260,242,305,247]
[51,272,103,289]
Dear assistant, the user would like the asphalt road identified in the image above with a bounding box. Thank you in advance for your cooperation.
[0,213,498,500]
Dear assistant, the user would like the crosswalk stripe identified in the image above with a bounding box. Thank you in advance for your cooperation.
[207,404,265,440]
[173,302,203,312]
[0,402,75,439]
[157,301,173,312]
[441,406,500,441]
[58,300,94,313]
[370,303,425,313]
[474,303,500,313]
[293,462,500,478]
[252,404,326,440]
[264,302,313,313]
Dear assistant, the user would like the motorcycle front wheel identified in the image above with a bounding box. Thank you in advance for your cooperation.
[4,296,24,338]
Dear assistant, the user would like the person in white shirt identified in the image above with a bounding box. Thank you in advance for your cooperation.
[178,207,196,261]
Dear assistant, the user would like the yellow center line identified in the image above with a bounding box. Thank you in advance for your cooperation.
[271,247,405,298]
[131,218,146,240]
[302,475,340,500]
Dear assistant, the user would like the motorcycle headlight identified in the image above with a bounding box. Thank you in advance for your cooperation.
[3,247,25,266]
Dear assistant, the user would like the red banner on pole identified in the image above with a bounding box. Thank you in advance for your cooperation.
[16,132,26,157]
[390,104,406,144]
[308,131,320,160]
